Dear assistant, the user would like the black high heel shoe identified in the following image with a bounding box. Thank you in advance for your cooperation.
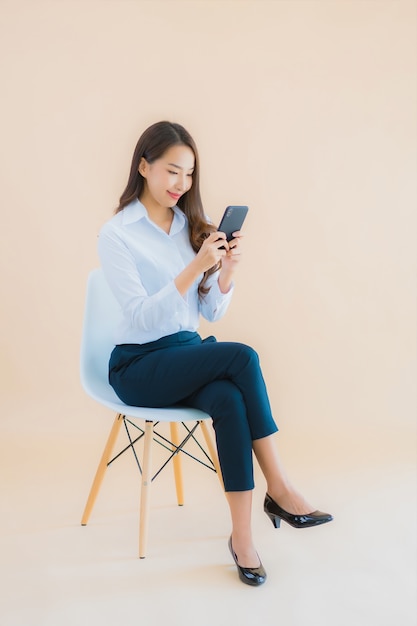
[264,493,333,529]
[228,537,267,587]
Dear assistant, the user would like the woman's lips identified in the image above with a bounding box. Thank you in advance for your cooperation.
[167,191,181,200]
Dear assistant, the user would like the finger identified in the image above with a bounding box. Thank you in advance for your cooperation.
[215,237,229,251]
[225,252,241,262]
[229,238,241,250]
[213,230,227,241]
[214,234,228,249]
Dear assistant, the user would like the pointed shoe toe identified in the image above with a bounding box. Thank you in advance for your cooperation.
[228,537,267,587]
[264,493,333,529]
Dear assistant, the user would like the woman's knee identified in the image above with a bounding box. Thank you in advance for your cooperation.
[236,343,259,364]
[217,341,259,369]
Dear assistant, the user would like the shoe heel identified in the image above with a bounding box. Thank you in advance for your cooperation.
[272,515,281,529]
[265,511,281,529]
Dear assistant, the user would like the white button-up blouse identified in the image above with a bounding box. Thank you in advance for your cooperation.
[97,199,234,345]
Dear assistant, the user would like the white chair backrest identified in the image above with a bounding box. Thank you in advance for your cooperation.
[80,268,211,421]
[80,268,122,398]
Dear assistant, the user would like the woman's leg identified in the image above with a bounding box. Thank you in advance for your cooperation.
[110,341,278,443]
[184,379,254,491]
[185,380,260,567]
[111,341,278,491]
[110,339,319,561]
[225,491,260,568]
[252,434,313,514]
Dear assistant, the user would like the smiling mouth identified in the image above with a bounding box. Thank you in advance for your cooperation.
[167,192,181,199]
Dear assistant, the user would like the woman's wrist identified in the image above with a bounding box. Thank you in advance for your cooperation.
[175,257,205,296]
[218,266,235,294]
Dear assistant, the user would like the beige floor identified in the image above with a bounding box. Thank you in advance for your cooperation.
[1,401,415,626]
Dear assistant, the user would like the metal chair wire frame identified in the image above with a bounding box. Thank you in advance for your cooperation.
[107,417,217,482]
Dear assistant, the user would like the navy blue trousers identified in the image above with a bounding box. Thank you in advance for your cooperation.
[108,332,278,491]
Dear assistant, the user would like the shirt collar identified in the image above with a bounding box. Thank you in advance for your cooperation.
[121,198,186,235]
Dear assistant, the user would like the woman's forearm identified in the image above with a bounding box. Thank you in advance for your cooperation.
[218,266,234,294]
[174,257,205,296]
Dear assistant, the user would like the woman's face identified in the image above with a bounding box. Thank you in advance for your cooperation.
[139,144,195,209]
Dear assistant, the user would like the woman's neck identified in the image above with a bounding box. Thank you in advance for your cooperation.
[140,194,174,234]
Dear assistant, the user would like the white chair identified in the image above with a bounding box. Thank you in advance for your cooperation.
[80,268,223,558]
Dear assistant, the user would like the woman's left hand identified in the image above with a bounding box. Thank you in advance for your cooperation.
[222,230,243,268]
[218,230,243,293]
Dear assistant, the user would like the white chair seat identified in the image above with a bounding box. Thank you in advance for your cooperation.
[83,370,209,422]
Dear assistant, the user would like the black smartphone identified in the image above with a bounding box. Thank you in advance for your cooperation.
[217,205,249,242]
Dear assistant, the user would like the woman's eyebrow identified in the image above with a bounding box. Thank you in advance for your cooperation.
[167,162,195,172]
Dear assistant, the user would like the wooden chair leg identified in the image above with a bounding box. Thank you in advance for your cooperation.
[199,419,225,491]
[81,413,124,525]
[170,422,184,506]
[139,420,153,558]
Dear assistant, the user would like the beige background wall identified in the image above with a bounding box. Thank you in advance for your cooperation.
[0,0,415,468]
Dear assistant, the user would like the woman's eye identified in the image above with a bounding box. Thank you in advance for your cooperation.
[167,170,192,178]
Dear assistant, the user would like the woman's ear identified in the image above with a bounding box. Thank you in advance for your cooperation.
[138,157,147,177]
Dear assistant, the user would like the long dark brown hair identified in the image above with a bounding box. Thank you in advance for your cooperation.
[116,121,219,296]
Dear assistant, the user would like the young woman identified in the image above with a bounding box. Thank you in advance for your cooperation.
[98,121,333,586]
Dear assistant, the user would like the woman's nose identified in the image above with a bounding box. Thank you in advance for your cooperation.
[175,174,188,191]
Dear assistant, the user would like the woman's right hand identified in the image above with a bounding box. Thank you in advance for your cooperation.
[195,231,228,272]
[175,231,227,297]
